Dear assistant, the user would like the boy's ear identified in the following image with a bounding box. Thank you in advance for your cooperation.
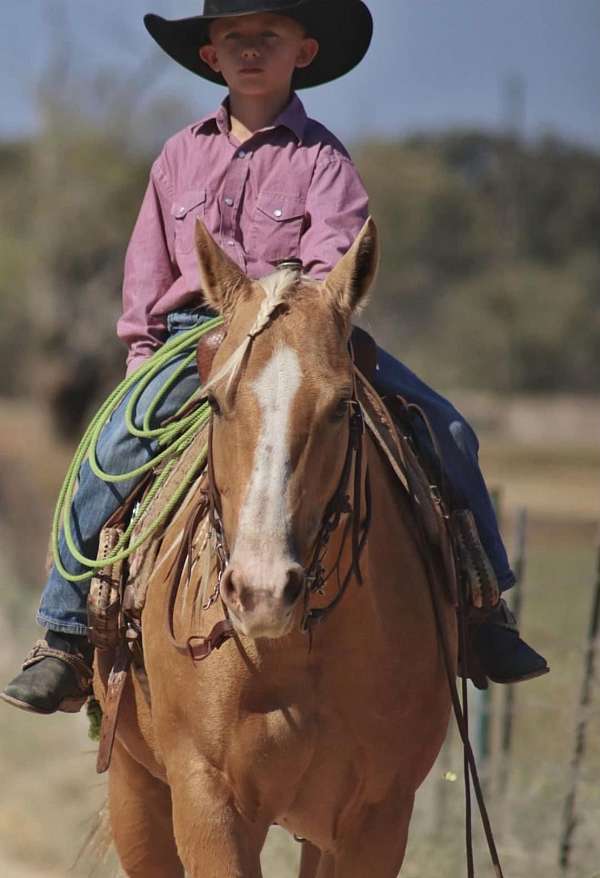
[295,37,319,70]
[195,220,252,320]
[198,44,220,72]
[324,217,379,322]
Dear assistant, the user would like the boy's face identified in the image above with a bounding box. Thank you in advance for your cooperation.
[199,13,319,97]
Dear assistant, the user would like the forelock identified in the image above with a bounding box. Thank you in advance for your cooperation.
[202,268,308,397]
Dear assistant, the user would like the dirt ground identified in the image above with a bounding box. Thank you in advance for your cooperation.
[0,858,52,877]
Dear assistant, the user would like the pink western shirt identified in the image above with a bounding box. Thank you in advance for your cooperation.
[117,94,369,374]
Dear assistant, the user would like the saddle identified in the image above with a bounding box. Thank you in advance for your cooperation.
[88,324,496,771]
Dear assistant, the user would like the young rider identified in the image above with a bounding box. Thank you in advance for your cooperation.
[1,0,548,716]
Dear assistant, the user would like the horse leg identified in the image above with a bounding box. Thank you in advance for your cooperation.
[168,756,267,878]
[109,739,184,877]
[330,792,415,878]
[298,841,322,878]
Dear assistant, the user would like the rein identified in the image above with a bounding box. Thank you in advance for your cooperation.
[386,396,505,878]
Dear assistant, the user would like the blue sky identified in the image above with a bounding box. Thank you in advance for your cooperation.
[3,0,600,148]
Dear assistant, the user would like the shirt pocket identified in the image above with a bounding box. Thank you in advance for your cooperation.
[171,189,207,254]
[251,191,306,264]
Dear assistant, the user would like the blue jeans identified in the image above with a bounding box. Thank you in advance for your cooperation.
[38,315,513,635]
[37,309,210,635]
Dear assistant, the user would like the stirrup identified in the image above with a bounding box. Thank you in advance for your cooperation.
[22,640,93,688]
[24,640,93,711]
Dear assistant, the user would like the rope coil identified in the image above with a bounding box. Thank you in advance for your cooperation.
[52,317,224,582]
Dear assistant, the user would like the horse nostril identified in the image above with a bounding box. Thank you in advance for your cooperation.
[221,569,256,611]
[221,568,238,602]
[283,568,305,607]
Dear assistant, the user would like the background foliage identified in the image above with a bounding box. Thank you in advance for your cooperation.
[1,74,599,437]
[356,133,600,392]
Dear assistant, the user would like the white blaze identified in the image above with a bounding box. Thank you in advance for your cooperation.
[234,345,302,562]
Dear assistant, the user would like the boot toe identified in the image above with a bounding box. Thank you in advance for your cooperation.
[473,623,549,685]
[1,658,85,715]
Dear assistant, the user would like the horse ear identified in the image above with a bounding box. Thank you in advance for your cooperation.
[195,220,252,319]
[324,218,379,320]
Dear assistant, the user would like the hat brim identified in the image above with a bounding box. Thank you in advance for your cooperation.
[144,0,373,89]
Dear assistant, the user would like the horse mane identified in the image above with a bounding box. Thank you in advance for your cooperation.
[202,268,307,398]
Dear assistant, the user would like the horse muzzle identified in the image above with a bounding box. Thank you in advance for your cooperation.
[220,560,305,639]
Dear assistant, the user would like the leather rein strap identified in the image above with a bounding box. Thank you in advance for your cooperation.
[415,511,505,878]
[392,401,505,878]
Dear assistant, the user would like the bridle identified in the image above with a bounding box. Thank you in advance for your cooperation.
[166,353,371,662]
[301,396,371,635]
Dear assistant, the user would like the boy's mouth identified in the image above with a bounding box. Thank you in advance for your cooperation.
[239,67,264,74]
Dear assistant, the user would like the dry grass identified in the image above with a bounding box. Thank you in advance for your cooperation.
[481,440,600,524]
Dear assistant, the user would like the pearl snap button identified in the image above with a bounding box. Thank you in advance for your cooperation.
[224,197,234,206]
[238,149,247,158]
[176,207,186,217]
[227,240,235,247]
[273,208,283,218]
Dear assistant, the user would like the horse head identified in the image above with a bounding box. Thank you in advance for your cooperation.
[195,218,379,640]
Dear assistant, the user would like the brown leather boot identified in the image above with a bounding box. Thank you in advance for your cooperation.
[1,632,93,715]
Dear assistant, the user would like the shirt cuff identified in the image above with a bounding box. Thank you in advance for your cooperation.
[125,354,151,377]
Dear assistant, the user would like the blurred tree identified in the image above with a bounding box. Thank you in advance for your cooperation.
[26,106,149,436]
[355,131,600,393]
[356,141,500,327]
[0,142,34,395]
[8,42,195,436]
[1,87,600,432]
[433,258,600,392]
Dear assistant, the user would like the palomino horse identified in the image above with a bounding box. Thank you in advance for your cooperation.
[96,218,457,877]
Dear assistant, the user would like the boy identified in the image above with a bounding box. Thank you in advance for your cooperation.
[2,0,547,716]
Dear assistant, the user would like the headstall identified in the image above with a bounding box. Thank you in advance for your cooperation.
[166,361,371,662]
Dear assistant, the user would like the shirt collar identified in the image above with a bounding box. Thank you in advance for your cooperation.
[191,93,307,144]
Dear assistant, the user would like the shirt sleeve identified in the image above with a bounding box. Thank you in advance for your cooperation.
[300,148,369,280]
[117,155,178,375]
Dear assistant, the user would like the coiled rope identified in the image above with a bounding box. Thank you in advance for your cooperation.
[51,316,224,583]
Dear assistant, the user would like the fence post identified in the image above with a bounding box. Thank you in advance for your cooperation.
[471,489,504,785]
[559,530,600,874]
[498,507,528,799]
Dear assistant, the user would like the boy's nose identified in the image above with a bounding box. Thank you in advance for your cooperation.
[241,43,261,60]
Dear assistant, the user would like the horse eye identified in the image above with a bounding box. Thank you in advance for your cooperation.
[207,394,222,416]
[332,398,350,421]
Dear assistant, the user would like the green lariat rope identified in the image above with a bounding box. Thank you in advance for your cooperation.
[52,316,224,583]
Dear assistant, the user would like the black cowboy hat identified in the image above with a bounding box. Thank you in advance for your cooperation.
[144,0,373,89]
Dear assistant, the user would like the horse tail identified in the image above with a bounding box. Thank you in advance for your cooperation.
[75,799,113,872]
